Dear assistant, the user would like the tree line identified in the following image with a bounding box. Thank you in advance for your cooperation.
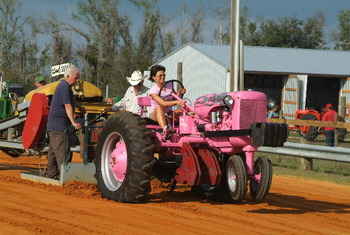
[0,0,349,97]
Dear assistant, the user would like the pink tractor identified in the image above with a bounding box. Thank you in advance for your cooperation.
[95,80,288,203]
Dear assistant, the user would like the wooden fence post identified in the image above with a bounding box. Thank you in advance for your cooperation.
[299,137,313,170]
[334,129,339,146]
[336,96,347,145]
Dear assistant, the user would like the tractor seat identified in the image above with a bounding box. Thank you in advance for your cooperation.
[138,96,151,107]
[137,96,151,118]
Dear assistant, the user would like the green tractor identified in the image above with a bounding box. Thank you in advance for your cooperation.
[0,72,26,156]
[0,73,15,120]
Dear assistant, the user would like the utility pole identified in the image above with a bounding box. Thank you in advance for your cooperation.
[229,0,240,91]
[177,62,183,91]
[219,24,223,45]
[239,40,244,90]
[177,62,183,83]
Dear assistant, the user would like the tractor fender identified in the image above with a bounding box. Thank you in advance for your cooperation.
[22,93,49,149]
[295,109,321,120]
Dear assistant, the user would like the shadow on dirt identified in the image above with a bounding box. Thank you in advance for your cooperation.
[150,187,350,212]
[148,185,207,203]
[0,163,40,172]
[247,193,350,214]
[148,185,242,204]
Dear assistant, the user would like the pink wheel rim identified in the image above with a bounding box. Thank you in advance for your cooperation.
[110,140,127,181]
[101,132,128,191]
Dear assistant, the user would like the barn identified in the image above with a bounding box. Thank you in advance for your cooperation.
[152,43,350,120]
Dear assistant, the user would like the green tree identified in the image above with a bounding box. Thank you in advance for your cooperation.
[213,5,259,45]
[189,9,205,43]
[303,12,326,49]
[44,15,73,66]
[158,13,176,57]
[136,9,160,69]
[334,10,350,50]
[256,14,325,49]
[0,0,45,91]
[160,32,176,56]
[258,17,306,48]
[212,3,325,49]
[69,0,132,95]
[66,0,164,97]
[174,3,205,46]
[0,0,24,78]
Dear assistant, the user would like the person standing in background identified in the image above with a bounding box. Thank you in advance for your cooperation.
[34,75,47,88]
[321,103,337,147]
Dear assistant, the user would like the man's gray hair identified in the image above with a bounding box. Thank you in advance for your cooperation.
[64,64,80,78]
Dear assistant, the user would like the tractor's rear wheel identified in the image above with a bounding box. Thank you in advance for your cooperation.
[224,155,247,202]
[95,111,155,202]
[249,157,272,202]
[299,114,318,141]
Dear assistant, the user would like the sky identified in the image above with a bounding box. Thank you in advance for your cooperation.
[18,0,350,45]
[20,0,350,25]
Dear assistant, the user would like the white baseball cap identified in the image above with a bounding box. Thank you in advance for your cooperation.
[127,70,145,86]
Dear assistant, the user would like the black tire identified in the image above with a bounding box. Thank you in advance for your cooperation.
[299,114,318,141]
[95,111,155,202]
[249,157,272,202]
[224,155,247,202]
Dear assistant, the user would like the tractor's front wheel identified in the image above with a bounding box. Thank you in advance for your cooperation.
[224,155,247,202]
[95,112,155,202]
[249,157,272,202]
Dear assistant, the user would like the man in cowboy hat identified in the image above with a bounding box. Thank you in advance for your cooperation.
[109,70,149,114]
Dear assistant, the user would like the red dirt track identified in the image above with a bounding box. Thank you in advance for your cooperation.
[0,152,349,235]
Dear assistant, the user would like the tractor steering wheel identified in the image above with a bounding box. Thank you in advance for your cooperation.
[158,80,185,98]
[158,79,195,115]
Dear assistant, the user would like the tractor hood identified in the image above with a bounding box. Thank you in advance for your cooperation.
[25,80,102,102]
[194,91,267,121]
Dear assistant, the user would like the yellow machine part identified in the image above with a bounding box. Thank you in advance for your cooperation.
[24,80,102,102]
[76,102,114,114]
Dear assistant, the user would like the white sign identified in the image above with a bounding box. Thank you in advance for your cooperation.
[51,63,72,77]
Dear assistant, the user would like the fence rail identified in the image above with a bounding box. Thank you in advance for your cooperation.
[258,142,350,163]
[267,118,350,129]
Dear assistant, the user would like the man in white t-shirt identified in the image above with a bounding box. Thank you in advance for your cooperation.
[109,71,149,114]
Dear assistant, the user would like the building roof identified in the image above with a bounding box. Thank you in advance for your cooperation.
[189,43,350,77]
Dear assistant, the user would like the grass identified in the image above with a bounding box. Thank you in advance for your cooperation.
[256,151,350,185]
[258,131,350,185]
[272,166,350,185]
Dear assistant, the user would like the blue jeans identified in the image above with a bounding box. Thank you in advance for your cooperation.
[324,130,335,147]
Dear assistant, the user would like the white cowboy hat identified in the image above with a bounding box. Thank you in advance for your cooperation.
[127,70,145,86]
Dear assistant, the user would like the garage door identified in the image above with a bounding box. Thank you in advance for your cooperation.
[282,75,299,120]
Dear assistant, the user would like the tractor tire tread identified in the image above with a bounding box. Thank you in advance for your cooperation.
[95,111,154,203]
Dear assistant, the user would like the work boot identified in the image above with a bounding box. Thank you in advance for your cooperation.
[39,169,48,177]
[41,168,60,180]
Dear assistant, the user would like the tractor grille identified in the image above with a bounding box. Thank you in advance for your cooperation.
[233,99,267,129]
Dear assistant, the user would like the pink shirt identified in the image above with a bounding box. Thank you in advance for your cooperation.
[149,83,173,113]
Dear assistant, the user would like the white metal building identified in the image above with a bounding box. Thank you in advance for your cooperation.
[153,43,350,120]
